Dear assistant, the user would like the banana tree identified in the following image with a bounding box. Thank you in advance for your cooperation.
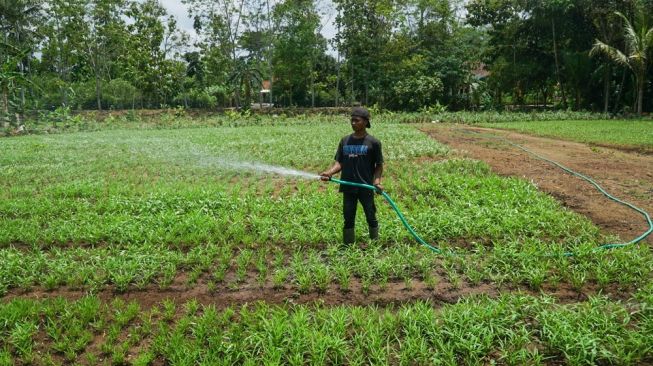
[0,54,30,127]
[229,57,264,109]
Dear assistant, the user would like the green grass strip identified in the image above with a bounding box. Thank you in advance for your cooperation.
[479,120,653,151]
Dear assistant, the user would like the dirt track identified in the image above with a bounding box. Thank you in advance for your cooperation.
[422,124,653,244]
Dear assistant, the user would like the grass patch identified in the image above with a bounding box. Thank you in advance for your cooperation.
[479,120,653,151]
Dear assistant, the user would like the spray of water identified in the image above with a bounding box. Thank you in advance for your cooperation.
[128,140,321,180]
[222,161,320,180]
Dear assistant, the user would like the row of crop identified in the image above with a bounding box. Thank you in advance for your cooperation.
[1,122,448,175]
[2,240,651,297]
[0,296,147,365]
[2,289,652,365]
[0,159,603,249]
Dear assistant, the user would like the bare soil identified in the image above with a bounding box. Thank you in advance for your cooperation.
[4,275,628,311]
[422,124,653,244]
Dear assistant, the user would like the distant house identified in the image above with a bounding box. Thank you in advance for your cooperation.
[253,80,273,109]
[471,63,490,79]
[261,80,271,96]
[459,63,489,96]
[459,63,490,108]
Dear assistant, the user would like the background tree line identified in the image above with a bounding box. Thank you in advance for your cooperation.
[2,0,653,125]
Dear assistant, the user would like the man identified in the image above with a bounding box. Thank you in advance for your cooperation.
[320,107,384,245]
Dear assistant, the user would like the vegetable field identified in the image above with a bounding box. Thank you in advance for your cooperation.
[1,115,652,365]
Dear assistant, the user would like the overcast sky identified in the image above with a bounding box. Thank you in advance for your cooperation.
[159,0,338,55]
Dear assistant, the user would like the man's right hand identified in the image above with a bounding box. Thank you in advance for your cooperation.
[319,172,332,181]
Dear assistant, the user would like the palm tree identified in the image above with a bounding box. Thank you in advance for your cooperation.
[229,57,264,109]
[590,10,653,115]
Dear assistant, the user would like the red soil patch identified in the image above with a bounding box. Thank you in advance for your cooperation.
[3,273,630,311]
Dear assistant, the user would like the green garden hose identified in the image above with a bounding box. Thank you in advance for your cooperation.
[329,178,442,254]
[466,130,652,255]
[329,134,652,256]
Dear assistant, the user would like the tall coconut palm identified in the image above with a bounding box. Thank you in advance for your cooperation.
[229,57,264,109]
[590,10,653,115]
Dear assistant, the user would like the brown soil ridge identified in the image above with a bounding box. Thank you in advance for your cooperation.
[423,125,653,244]
[2,275,628,311]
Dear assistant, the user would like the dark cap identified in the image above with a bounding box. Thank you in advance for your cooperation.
[351,106,371,128]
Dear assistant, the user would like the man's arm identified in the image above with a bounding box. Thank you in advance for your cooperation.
[373,138,384,191]
[373,164,383,191]
[320,161,342,181]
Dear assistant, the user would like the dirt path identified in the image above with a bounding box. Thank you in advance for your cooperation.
[422,124,653,244]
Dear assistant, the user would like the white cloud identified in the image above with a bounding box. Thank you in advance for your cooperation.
[160,0,197,42]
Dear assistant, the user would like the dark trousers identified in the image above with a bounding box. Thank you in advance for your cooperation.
[343,190,378,229]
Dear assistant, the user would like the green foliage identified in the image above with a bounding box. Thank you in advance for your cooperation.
[177,86,222,109]
[419,100,448,114]
[480,120,653,150]
[3,294,651,364]
[5,0,653,112]
[590,6,653,115]
[38,106,86,128]
[272,0,326,107]
[393,74,444,111]
[465,0,653,112]
[415,110,604,124]
[103,79,139,109]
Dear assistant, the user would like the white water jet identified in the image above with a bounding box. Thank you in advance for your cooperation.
[222,161,320,180]
[135,141,320,180]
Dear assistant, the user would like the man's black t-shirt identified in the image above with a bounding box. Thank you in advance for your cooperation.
[334,134,384,193]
